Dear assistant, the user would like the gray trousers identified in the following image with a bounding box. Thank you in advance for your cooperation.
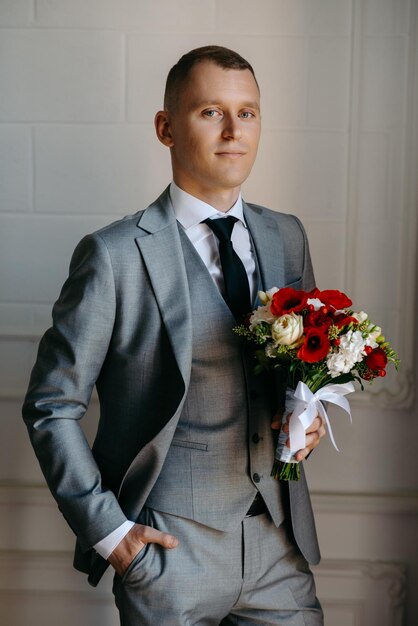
[112,508,323,626]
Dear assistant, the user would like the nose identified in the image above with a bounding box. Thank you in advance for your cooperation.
[221,115,242,140]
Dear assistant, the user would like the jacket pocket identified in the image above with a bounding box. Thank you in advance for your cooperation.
[171,438,208,451]
[284,277,303,289]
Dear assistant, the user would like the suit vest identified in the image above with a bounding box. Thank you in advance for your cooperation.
[145,228,285,531]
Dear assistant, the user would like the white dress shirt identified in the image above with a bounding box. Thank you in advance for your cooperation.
[93,182,257,559]
[170,181,257,301]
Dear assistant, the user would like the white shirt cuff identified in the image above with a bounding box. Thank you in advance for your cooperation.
[93,520,135,560]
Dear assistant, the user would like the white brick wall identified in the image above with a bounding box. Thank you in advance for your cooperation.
[0,126,32,211]
[217,0,352,36]
[0,30,125,122]
[34,125,171,214]
[34,0,217,32]
[0,1,417,624]
[0,1,34,25]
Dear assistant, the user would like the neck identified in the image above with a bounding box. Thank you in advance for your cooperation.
[173,178,240,213]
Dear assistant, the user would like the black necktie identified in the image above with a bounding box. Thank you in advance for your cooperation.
[204,216,251,321]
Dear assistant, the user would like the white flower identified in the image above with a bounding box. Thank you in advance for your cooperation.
[352,311,382,348]
[352,311,368,323]
[351,311,380,344]
[265,343,277,358]
[258,287,279,305]
[339,330,367,363]
[366,327,381,345]
[364,321,381,343]
[249,305,276,329]
[271,313,304,347]
[327,351,352,377]
[326,329,374,377]
[306,297,324,311]
[327,329,371,377]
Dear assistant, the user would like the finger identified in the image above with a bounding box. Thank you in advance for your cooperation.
[305,416,322,434]
[285,422,326,449]
[296,439,321,461]
[309,423,326,440]
[279,412,292,432]
[271,406,286,430]
[136,525,179,549]
[281,411,296,436]
[282,423,289,435]
[295,447,310,462]
[304,431,320,449]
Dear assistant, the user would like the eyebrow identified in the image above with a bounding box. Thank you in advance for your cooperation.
[188,100,260,112]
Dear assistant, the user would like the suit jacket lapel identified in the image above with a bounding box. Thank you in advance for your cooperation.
[243,201,285,298]
[135,188,192,388]
[135,196,284,379]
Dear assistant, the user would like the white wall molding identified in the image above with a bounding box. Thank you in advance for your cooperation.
[312,491,418,515]
[314,558,407,626]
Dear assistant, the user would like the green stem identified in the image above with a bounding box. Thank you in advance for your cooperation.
[271,460,301,481]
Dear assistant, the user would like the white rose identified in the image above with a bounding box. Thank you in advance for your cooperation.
[271,313,304,346]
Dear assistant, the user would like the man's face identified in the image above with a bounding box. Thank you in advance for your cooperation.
[157,61,261,206]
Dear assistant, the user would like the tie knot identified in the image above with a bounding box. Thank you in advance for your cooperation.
[204,216,238,242]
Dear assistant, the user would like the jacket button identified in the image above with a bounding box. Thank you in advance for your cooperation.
[253,473,261,483]
[252,433,260,444]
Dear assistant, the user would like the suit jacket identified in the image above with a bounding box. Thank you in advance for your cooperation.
[22,187,319,586]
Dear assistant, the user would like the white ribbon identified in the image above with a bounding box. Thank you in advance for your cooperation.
[288,381,355,454]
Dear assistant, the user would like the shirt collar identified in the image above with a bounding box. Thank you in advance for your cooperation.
[169,181,246,230]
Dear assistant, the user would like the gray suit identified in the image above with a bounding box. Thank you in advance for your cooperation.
[23,188,321,621]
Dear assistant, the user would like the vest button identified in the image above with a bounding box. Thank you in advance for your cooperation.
[252,433,260,444]
[253,473,261,483]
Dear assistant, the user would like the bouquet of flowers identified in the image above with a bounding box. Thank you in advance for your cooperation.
[234,287,399,480]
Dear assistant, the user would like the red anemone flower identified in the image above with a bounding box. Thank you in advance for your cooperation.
[303,309,333,330]
[297,328,331,363]
[271,288,308,317]
[316,289,352,310]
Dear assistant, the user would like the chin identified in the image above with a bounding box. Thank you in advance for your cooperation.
[215,170,250,187]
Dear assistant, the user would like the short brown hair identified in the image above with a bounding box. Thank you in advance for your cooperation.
[164,45,259,111]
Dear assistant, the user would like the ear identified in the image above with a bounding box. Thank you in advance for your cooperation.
[154,110,174,147]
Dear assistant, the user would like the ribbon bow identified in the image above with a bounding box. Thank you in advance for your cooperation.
[288,381,355,453]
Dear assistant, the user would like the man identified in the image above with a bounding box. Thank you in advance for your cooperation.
[23,46,325,625]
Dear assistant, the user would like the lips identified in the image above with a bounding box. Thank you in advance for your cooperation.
[215,151,246,157]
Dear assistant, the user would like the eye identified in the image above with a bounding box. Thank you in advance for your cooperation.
[240,111,255,119]
[203,109,222,118]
